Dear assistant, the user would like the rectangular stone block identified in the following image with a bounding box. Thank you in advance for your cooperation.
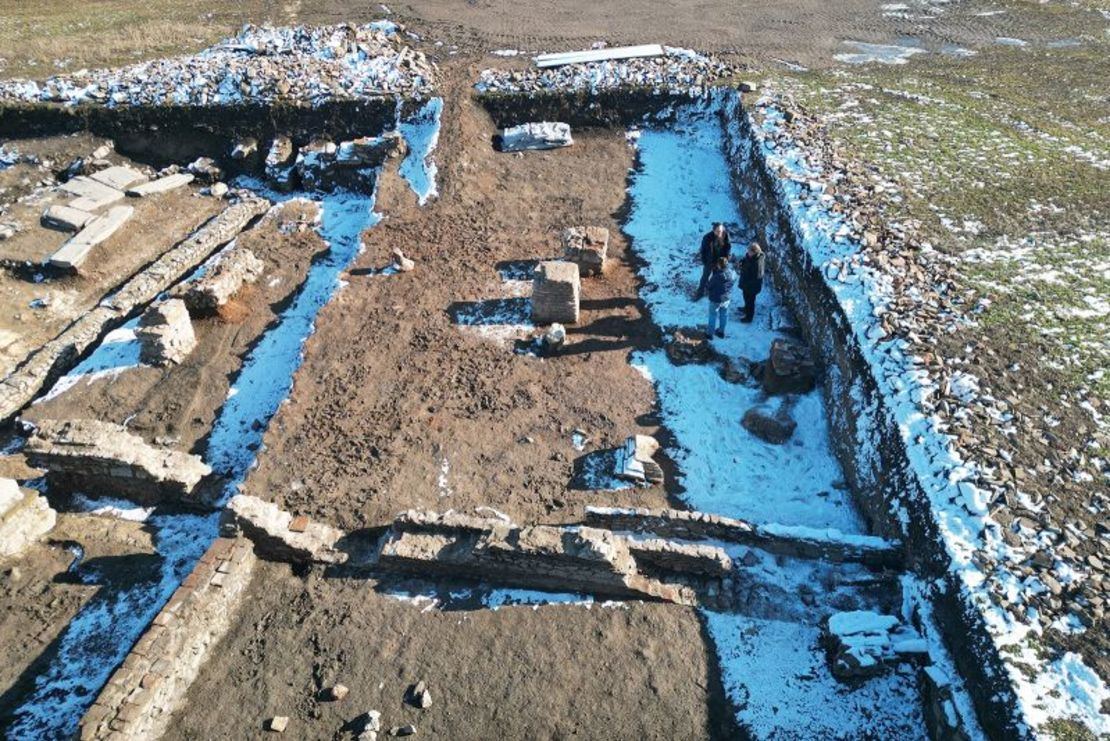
[562,226,609,276]
[49,205,133,271]
[89,166,149,192]
[531,260,580,325]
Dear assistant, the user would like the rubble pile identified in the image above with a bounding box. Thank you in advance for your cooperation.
[0,22,436,108]
[475,48,734,95]
[177,246,264,314]
[748,90,1110,653]
[24,419,213,506]
[822,610,927,679]
[137,299,197,366]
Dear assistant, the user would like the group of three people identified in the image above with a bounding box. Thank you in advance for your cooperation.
[694,222,764,339]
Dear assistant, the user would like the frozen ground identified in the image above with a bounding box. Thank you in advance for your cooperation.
[623,99,934,738]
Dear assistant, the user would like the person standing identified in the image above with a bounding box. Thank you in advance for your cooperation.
[705,256,736,339]
[739,242,765,323]
[695,222,732,300]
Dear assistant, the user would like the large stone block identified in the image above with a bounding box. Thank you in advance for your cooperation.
[221,494,346,565]
[561,226,609,276]
[136,299,196,366]
[531,260,580,325]
[0,478,56,558]
[24,419,212,506]
[177,247,264,314]
[499,122,573,152]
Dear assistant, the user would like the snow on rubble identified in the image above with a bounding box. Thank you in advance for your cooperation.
[0,21,435,108]
[741,88,1109,734]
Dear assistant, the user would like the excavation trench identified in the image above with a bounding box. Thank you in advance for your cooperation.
[2,85,1002,739]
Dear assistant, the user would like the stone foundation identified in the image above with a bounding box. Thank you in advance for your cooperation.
[584,506,903,569]
[220,493,347,565]
[176,246,264,315]
[0,478,56,558]
[78,538,256,740]
[24,419,213,507]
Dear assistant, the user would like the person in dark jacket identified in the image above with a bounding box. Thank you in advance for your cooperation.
[738,242,765,323]
[694,222,732,300]
[705,256,736,339]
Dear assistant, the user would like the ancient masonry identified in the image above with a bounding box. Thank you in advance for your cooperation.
[0,197,270,422]
[375,510,724,605]
[561,226,609,276]
[24,419,213,507]
[221,494,347,565]
[78,538,256,741]
[136,299,196,366]
[0,477,56,558]
[584,506,903,569]
[176,246,264,315]
[531,260,581,324]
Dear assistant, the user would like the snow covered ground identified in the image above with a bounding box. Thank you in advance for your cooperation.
[622,98,951,739]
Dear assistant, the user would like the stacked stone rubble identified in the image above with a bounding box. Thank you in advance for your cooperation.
[561,226,609,276]
[78,538,256,740]
[177,247,264,314]
[24,419,213,506]
[136,299,196,366]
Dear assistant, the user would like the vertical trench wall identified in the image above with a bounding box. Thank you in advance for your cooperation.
[719,89,1022,739]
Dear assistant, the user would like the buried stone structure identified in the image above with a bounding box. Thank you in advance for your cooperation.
[24,419,213,507]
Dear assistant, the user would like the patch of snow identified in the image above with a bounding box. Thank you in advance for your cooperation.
[36,323,142,403]
[835,41,925,65]
[398,97,443,205]
[71,493,154,522]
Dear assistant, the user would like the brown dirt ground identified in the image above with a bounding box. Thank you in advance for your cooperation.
[246,65,675,532]
[0,513,158,720]
[0,137,222,379]
[166,560,733,740]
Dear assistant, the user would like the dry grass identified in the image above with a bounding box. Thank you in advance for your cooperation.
[0,0,282,78]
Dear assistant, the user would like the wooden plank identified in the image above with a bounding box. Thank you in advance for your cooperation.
[534,44,665,68]
[48,205,133,271]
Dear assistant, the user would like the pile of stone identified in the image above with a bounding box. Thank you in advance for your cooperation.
[177,247,264,315]
[0,22,436,108]
[475,47,734,95]
[0,477,56,558]
[23,419,212,506]
[562,226,609,275]
[136,299,196,366]
[376,510,720,605]
[822,610,927,679]
[762,338,817,394]
[531,260,580,324]
[499,122,573,152]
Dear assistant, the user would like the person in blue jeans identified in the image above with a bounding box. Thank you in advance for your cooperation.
[704,256,736,339]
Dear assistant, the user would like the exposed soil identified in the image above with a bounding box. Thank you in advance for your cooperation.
[245,64,677,532]
[167,560,732,740]
[0,513,158,724]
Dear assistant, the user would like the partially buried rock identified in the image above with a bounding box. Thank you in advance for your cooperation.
[390,726,417,737]
[762,338,817,395]
[408,680,432,709]
[187,156,223,184]
[267,716,289,733]
[543,323,566,351]
[741,404,797,444]
[499,121,573,152]
[326,683,349,701]
[209,182,229,198]
[391,248,415,273]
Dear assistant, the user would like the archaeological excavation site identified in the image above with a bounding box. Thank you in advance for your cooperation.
[0,8,1106,741]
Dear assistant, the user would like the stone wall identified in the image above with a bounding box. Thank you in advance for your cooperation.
[220,493,347,565]
[24,419,213,507]
[0,478,56,558]
[78,538,256,740]
[378,510,730,605]
[585,506,903,569]
[0,197,269,423]
[720,90,1021,737]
